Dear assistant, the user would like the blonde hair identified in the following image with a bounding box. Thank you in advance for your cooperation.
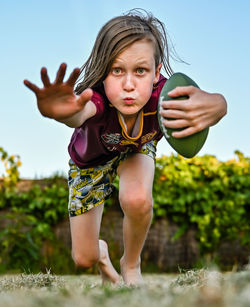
[75,9,174,94]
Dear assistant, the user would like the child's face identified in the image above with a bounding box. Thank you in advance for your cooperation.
[103,39,162,120]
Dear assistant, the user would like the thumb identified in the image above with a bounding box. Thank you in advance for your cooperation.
[77,88,93,107]
[167,85,196,98]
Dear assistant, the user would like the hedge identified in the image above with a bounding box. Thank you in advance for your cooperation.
[153,151,250,254]
[0,147,249,272]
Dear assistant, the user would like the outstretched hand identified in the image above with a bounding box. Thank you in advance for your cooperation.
[160,86,227,138]
[24,63,93,121]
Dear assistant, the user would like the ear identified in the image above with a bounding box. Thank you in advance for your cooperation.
[154,64,162,84]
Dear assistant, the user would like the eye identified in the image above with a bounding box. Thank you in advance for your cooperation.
[112,67,122,75]
[136,68,146,75]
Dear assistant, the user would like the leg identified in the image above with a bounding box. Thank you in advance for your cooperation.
[117,153,155,286]
[70,203,120,284]
[68,158,121,285]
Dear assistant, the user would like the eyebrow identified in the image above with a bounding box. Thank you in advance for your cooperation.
[136,60,150,65]
[112,59,150,66]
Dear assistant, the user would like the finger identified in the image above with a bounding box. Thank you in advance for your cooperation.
[162,118,189,130]
[77,88,93,107]
[167,85,197,98]
[171,126,198,138]
[41,67,51,87]
[23,79,40,94]
[55,63,67,84]
[161,99,189,111]
[160,108,186,119]
[66,67,81,87]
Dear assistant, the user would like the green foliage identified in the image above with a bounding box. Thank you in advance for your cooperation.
[0,147,21,192]
[0,148,69,272]
[0,210,41,272]
[0,146,250,273]
[0,178,69,272]
[153,150,250,254]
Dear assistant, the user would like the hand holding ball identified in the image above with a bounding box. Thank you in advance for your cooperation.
[158,73,209,158]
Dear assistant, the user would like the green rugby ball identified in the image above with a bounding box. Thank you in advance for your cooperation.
[158,72,209,158]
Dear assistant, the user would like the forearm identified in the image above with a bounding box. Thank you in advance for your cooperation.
[57,100,97,128]
[57,109,86,128]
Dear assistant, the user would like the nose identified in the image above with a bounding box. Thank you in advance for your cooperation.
[123,74,135,92]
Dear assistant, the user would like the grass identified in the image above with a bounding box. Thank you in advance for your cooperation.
[0,267,250,307]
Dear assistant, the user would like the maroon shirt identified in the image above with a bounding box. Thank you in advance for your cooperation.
[68,74,167,168]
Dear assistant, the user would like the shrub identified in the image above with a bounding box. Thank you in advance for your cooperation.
[153,150,250,253]
[0,147,249,272]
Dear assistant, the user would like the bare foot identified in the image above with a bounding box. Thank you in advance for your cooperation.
[120,256,146,287]
[97,240,121,285]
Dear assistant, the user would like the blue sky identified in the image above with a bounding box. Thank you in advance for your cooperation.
[1,0,250,178]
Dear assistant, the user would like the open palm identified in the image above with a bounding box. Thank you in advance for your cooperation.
[24,63,92,121]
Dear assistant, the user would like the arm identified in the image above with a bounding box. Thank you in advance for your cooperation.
[160,86,227,138]
[57,99,97,128]
[24,63,96,128]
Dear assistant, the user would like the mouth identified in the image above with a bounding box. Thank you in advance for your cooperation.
[123,97,135,105]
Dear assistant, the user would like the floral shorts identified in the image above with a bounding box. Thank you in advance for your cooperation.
[68,140,157,217]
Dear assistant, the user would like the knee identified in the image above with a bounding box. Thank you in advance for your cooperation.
[119,188,153,218]
[72,251,99,269]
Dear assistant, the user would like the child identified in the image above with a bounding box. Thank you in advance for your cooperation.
[24,9,227,286]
